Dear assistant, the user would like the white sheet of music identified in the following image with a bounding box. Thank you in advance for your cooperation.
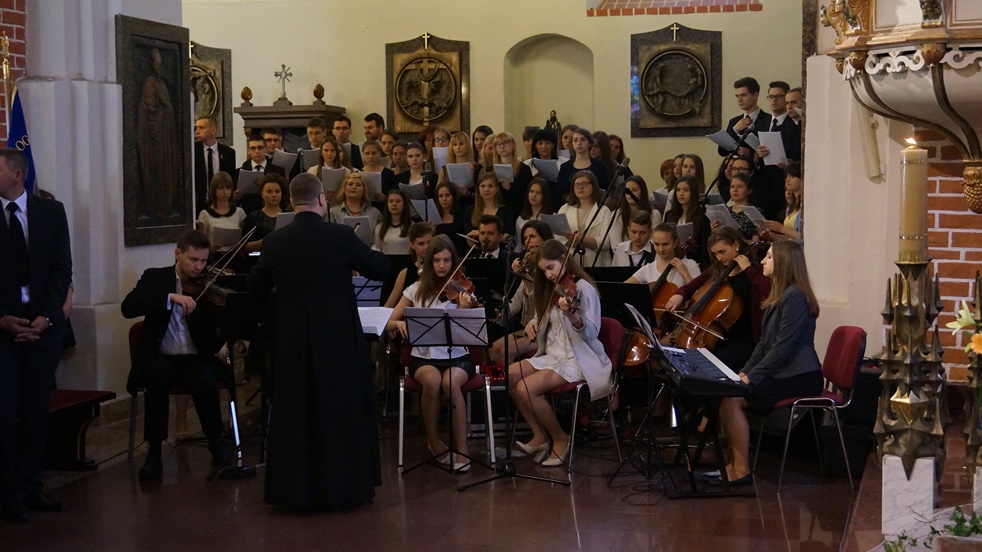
[675,222,693,242]
[530,158,560,182]
[738,205,769,234]
[300,148,320,171]
[399,182,428,200]
[446,163,474,187]
[271,149,298,173]
[432,146,449,174]
[361,172,382,197]
[540,213,571,236]
[758,131,787,166]
[274,211,296,230]
[210,226,242,248]
[410,199,442,224]
[236,170,263,194]
[358,307,393,336]
[320,168,347,194]
[706,130,738,152]
[705,204,741,230]
[744,133,761,151]
[493,164,515,183]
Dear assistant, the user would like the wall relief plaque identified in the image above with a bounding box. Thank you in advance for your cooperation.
[386,33,470,137]
[190,41,233,145]
[631,23,721,138]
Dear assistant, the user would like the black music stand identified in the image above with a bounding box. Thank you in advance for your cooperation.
[402,307,492,474]
[596,282,654,330]
[586,266,636,283]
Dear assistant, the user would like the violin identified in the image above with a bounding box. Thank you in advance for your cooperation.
[553,272,580,315]
[181,272,231,308]
[436,270,483,307]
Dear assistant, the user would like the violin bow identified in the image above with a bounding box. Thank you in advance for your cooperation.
[193,226,257,303]
[435,241,479,299]
[535,231,579,328]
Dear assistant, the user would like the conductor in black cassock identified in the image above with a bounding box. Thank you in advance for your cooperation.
[249,173,389,512]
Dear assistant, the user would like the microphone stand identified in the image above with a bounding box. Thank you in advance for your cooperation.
[575,175,619,271]
[702,125,756,211]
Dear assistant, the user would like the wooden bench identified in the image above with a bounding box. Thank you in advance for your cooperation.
[44,389,117,471]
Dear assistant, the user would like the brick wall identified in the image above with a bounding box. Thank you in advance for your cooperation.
[0,0,26,144]
[590,0,762,16]
[915,128,982,380]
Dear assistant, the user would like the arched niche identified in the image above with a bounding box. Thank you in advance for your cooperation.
[503,34,594,135]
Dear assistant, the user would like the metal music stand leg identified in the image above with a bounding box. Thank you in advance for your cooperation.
[608,367,668,482]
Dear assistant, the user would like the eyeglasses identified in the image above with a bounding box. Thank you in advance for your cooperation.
[496,141,514,148]
[573,181,592,188]
[434,136,449,145]
[731,166,751,173]
[766,94,786,100]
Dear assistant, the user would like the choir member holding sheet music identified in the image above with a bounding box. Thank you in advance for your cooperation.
[474,133,497,187]
[438,132,475,206]
[376,189,412,255]
[196,172,246,257]
[526,128,561,182]
[394,142,438,193]
[556,170,612,268]
[380,129,399,163]
[520,126,538,163]
[329,173,382,228]
[515,177,554,242]
[708,172,765,242]
[626,222,699,288]
[492,132,533,216]
[664,176,709,268]
[489,220,554,366]
[385,235,481,473]
[610,211,655,268]
[308,138,350,177]
[556,128,607,206]
[590,131,619,188]
[361,139,395,202]
[332,115,363,170]
[609,175,661,257]
[714,240,820,486]
[242,174,289,254]
[390,141,410,176]
[763,161,803,243]
[663,226,771,374]
[238,135,286,214]
[432,182,465,253]
[508,239,611,467]
[463,173,515,238]
[559,124,578,157]
[383,222,433,308]
[471,125,493,163]
[431,127,452,172]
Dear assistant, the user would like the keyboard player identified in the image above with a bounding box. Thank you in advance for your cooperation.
[713,241,823,486]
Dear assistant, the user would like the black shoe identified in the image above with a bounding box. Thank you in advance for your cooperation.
[139,454,163,482]
[1,501,28,522]
[705,473,754,487]
[22,492,64,512]
[209,439,231,467]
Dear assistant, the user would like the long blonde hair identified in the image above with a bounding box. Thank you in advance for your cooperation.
[761,240,819,316]
[333,172,370,210]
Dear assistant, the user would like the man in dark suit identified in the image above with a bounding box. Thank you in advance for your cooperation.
[250,173,388,512]
[237,134,286,214]
[121,229,229,482]
[194,114,237,211]
[718,77,772,158]
[333,115,363,170]
[754,81,802,220]
[0,148,72,522]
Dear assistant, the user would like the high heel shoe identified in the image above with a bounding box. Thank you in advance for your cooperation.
[452,456,471,473]
[540,442,571,467]
[427,444,452,466]
[515,440,549,461]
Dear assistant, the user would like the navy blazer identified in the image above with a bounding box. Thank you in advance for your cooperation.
[194,141,238,210]
[742,285,821,386]
[718,111,773,157]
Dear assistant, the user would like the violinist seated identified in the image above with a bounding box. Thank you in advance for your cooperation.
[121,229,230,482]
[662,226,771,373]
[385,235,481,473]
[610,210,656,268]
[489,220,554,366]
[508,239,611,467]
[625,222,700,309]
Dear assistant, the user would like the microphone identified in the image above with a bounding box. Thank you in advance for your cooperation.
[502,235,517,251]
[617,157,631,173]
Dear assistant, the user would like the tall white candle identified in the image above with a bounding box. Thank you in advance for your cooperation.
[900,146,928,263]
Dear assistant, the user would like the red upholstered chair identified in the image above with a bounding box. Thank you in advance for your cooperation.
[126,320,242,460]
[752,325,867,492]
[396,341,496,473]
[544,316,626,472]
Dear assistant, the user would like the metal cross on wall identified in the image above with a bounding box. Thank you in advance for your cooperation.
[274,64,293,99]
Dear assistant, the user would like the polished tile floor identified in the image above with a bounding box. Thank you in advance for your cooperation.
[7,390,861,552]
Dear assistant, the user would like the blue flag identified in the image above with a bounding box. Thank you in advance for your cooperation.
[7,87,36,194]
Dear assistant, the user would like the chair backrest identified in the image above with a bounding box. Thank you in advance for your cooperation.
[821,326,867,393]
[128,320,144,369]
[598,317,625,374]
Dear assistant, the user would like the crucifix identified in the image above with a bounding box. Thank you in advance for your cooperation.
[670,23,680,42]
[421,32,431,50]
[274,64,293,99]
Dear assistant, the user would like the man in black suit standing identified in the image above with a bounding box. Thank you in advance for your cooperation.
[194,114,237,211]
[718,77,772,158]
[250,173,388,512]
[754,81,801,220]
[237,134,286,214]
[121,229,229,482]
[333,115,363,170]
[0,148,72,522]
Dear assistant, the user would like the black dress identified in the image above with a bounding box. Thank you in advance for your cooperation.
[249,211,390,511]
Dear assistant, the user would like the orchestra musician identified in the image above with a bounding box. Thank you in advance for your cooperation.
[383,222,433,308]
[508,239,612,467]
[662,226,771,372]
[489,220,553,366]
[610,210,655,268]
[385,235,481,473]
[121,229,229,482]
[625,222,699,289]
[713,240,822,486]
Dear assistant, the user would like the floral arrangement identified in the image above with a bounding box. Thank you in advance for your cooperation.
[946,300,982,355]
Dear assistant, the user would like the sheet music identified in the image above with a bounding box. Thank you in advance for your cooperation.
[410,199,442,224]
[209,226,242,248]
[403,307,489,347]
[704,192,726,205]
[705,204,740,230]
[274,211,296,230]
[540,213,571,236]
[556,149,571,160]
[531,158,560,182]
[758,131,787,166]
[493,163,515,183]
[432,146,449,174]
[706,130,738,152]
[446,163,474,187]
[300,148,320,171]
[738,205,769,234]
[744,133,761,151]
[399,182,428,200]
[378,156,390,168]
[357,307,393,336]
[651,189,669,213]
[361,171,382,197]
[271,149,298,173]
[675,222,693,243]
[236,170,263,194]
[320,168,347,195]
[342,216,374,246]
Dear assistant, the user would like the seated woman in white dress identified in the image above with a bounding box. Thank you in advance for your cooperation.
[507,239,612,467]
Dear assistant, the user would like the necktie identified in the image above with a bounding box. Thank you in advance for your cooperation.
[207,147,215,182]
[256,164,263,172]
[485,252,494,259]
[771,118,778,131]
[7,203,29,285]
